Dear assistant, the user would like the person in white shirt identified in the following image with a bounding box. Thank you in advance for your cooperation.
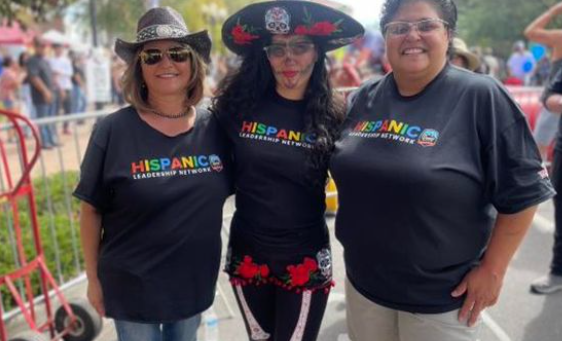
[49,43,73,134]
[507,41,536,85]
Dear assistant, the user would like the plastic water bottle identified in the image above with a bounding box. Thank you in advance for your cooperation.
[203,306,219,341]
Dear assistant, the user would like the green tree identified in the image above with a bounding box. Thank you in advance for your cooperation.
[456,0,561,57]
[88,0,260,55]
[0,0,77,24]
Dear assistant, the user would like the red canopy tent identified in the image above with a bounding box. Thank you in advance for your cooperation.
[0,21,33,45]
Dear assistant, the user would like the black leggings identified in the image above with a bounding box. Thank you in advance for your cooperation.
[551,149,562,275]
[232,283,329,341]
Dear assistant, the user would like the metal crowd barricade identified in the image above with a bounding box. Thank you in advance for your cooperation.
[0,109,111,328]
[0,109,104,341]
[0,104,243,334]
[506,86,544,130]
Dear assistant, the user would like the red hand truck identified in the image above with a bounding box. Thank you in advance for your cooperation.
[0,109,102,341]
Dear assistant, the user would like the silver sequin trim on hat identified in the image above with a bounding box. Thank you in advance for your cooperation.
[137,24,189,43]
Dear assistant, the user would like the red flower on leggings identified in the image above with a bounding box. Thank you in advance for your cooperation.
[238,256,259,279]
[286,257,319,287]
[235,256,270,282]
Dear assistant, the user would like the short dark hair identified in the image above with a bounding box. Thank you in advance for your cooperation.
[2,56,14,68]
[33,37,46,48]
[380,0,457,33]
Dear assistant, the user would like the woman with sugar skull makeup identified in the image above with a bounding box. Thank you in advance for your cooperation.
[212,1,363,340]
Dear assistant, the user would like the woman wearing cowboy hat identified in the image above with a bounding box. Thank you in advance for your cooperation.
[450,37,480,71]
[74,7,232,341]
[212,1,363,340]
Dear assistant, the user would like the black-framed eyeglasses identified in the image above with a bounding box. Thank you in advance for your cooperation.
[263,41,315,59]
[383,18,449,37]
[139,46,192,65]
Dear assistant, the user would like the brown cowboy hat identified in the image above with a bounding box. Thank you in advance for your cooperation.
[222,0,365,55]
[452,38,480,71]
[114,6,212,64]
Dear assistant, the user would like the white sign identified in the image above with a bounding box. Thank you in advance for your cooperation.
[85,51,111,103]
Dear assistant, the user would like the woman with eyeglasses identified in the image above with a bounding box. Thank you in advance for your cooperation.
[74,7,232,341]
[330,0,555,340]
[212,1,363,340]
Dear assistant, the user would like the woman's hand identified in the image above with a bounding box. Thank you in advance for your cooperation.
[87,277,105,317]
[451,264,504,327]
[545,94,562,114]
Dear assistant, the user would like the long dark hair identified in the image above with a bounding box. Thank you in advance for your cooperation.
[212,43,344,189]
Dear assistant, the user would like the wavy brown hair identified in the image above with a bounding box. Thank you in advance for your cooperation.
[121,44,206,112]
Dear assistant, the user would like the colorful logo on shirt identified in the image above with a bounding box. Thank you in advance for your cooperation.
[350,120,440,147]
[417,129,439,147]
[130,154,223,180]
[239,121,316,149]
[209,154,223,172]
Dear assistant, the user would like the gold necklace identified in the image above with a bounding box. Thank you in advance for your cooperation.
[148,106,192,119]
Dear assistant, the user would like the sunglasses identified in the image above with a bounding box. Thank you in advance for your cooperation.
[263,41,315,59]
[383,18,449,37]
[139,46,192,65]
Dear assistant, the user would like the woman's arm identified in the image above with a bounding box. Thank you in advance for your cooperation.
[524,3,562,46]
[452,205,538,327]
[80,201,105,316]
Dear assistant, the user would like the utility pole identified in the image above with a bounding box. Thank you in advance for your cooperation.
[145,0,161,10]
[89,0,98,47]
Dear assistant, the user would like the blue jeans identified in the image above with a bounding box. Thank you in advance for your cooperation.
[71,85,87,114]
[34,103,57,148]
[114,314,201,341]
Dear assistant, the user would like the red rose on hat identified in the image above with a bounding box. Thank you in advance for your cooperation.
[295,21,338,36]
[309,21,337,35]
[295,25,311,35]
[232,24,259,45]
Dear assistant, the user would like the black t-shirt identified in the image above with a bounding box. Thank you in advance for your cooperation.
[331,65,555,313]
[73,106,232,322]
[27,55,54,105]
[215,91,327,243]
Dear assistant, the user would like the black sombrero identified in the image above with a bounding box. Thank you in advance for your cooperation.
[222,0,365,55]
[114,6,212,64]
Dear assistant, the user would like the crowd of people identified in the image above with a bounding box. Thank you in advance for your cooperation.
[0,7,554,151]
[0,38,93,148]
[2,1,562,341]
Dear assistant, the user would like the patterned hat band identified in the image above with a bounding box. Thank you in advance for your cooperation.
[136,24,190,43]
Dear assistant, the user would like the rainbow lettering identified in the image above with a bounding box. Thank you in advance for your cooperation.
[240,121,316,147]
[353,120,422,138]
[350,120,439,147]
[130,154,223,180]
